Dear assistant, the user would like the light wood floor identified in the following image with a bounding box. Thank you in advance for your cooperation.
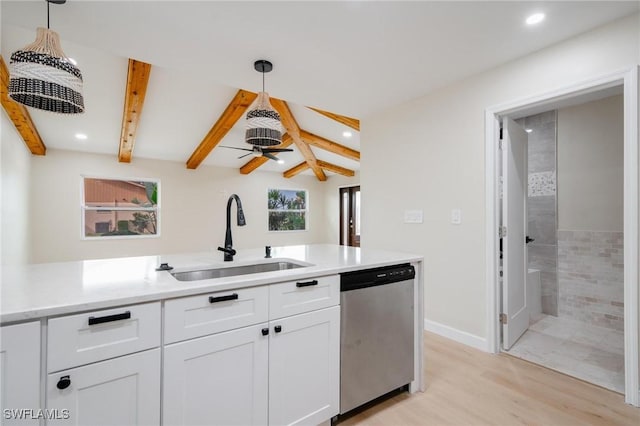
[341,331,640,426]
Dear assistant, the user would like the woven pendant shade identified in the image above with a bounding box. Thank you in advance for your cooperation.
[9,27,84,114]
[245,91,282,146]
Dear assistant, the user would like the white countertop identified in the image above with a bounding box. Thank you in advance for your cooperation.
[1,244,422,324]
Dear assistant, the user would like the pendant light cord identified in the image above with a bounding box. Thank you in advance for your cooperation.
[47,0,50,29]
[262,68,265,93]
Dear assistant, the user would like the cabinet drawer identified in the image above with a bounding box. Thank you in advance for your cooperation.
[164,286,269,344]
[47,302,160,373]
[269,275,339,319]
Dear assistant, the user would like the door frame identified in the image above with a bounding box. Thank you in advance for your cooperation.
[484,66,639,406]
[339,185,361,247]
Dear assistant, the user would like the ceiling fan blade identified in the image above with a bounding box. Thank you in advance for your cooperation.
[262,148,294,153]
[238,153,253,159]
[263,152,279,161]
[221,145,253,152]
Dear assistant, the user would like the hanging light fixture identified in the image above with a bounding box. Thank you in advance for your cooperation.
[8,0,84,114]
[245,60,282,146]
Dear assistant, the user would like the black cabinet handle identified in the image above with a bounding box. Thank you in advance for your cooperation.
[274,325,282,333]
[296,280,318,288]
[261,328,269,336]
[57,376,71,390]
[209,293,239,304]
[88,311,131,326]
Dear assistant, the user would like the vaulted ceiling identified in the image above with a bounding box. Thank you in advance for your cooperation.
[1,1,638,179]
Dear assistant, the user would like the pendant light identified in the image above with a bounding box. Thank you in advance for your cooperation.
[8,0,84,114]
[245,60,282,146]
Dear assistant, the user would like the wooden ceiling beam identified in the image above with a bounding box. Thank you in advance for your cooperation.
[283,162,310,179]
[0,55,46,155]
[317,160,355,177]
[239,134,294,175]
[186,89,257,169]
[300,129,360,162]
[119,59,152,163]
[271,98,326,181]
[307,107,360,131]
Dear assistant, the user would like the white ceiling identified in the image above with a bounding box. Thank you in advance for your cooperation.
[1,1,638,175]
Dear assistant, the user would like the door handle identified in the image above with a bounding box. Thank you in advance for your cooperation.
[526,236,535,244]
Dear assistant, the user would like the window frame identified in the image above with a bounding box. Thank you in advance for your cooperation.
[80,175,161,240]
[267,188,309,232]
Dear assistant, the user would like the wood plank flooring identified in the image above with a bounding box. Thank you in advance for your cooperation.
[341,331,639,426]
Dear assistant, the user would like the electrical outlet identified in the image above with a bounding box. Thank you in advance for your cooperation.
[404,210,423,224]
[451,208,462,225]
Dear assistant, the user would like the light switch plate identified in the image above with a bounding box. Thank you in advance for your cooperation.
[451,208,462,225]
[404,210,423,224]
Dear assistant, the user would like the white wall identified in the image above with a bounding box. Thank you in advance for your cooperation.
[557,95,624,232]
[27,149,355,263]
[361,14,639,339]
[1,113,33,266]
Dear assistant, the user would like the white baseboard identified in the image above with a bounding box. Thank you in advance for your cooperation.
[424,319,488,352]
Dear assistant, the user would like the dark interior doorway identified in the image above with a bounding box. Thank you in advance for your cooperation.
[340,186,360,247]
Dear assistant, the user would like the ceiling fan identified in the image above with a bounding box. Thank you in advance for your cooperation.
[220,145,293,161]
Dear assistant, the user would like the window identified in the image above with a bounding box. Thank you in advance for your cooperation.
[82,177,159,239]
[268,188,307,231]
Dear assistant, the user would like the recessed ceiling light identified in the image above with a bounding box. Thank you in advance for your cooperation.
[277,159,285,164]
[525,128,533,133]
[75,133,88,140]
[526,13,545,26]
[342,131,352,138]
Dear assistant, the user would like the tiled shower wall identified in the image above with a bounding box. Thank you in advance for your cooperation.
[557,230,624,331]
[518,111,558,316]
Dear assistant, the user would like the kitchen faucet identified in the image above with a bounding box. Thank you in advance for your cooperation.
[217,194,246,261]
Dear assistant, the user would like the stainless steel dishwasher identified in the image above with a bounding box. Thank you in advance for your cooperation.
[339,264,415,415]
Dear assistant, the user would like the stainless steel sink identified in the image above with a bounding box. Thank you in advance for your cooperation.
[171,261,307,282]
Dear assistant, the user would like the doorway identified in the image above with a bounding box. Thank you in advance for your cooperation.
[501,102,625,393]
[485,67,639,406]
[340,186,360,247]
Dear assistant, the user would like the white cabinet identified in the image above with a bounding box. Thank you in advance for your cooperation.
[45,302,161,425]
[0,321,41,426]
[46,349,160,425]
[163,279,340,426]
[269,306,340,426]
[163,323,269,426]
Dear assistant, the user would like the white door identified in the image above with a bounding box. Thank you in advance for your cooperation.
[0,322,41,426]
[269,306,340,426]
[46,349,160,425]
[163,323,269,426]
[502,117,529,350]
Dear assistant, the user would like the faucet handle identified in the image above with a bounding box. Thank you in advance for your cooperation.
[217,246,236,256]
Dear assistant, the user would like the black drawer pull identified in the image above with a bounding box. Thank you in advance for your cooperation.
[88,311,131,326]
[274,325,282,333]
[261,328,269,336]
[57,376,71,390]
[296,280,318,288]
[209,293,239,304]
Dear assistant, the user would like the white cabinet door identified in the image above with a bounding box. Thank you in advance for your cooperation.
[46,349,160,425]
[163,323,269,426]
[269,306,340,426]
[0,322,41,426]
